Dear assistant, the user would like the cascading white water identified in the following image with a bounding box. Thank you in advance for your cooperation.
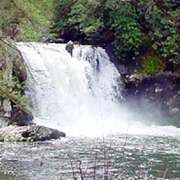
[16,42,180,136]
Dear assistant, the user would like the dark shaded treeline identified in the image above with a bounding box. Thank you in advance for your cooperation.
[1,0,180,74]
[51,0,180,74]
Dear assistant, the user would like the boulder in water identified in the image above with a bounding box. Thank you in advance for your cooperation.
[65,40,74,56]
[0,125,66,142]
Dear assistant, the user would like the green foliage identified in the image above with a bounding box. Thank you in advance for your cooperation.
[52,0,105,42]
[51,0,180,71]
[69,0,103,41]
[0,0,54,41]
[109,2,147,61]
[141,52,165,74]
[1,0,180,71]
[0,72,31,114]
[52,0,73,36]
[137,0,180,65]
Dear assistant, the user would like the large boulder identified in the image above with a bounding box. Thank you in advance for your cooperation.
[0,125,66,142]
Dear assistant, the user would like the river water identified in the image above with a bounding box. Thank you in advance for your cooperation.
[0,135,180,179]
[3,42,178,179]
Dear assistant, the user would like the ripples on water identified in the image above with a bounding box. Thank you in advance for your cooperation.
[0,135,180,180]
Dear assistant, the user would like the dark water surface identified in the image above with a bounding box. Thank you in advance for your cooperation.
[0,135,180,180]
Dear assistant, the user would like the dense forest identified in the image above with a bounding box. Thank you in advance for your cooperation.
[0,0,180,74]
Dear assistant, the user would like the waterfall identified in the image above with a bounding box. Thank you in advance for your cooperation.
[16,42,180,136]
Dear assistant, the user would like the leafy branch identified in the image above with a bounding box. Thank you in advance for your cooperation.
[0,72,32,115]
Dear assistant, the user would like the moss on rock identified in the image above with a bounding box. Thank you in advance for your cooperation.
[0,30,32,127]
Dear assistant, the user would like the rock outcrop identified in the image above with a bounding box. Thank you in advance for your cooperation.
[0,30,32,128]
[0,32,66,141]
[122,73,180,126]
[0,125,66,142]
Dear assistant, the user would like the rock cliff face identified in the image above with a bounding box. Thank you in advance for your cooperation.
[122,73,180,127]
[0,30,30,128]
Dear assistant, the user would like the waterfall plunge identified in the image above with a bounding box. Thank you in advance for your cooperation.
[16,42,180,137]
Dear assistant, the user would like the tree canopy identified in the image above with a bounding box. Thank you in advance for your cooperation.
[1,0,180,73]
[51,0,180,73]
[0,0,53,41]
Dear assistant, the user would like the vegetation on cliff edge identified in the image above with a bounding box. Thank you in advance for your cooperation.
[0,0,180,74]
[51,0,180,74]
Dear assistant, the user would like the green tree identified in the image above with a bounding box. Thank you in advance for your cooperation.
[109,1,147,61]
[0,0,54,41]
[51,0,106,43]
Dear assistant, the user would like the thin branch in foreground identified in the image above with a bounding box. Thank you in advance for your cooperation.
[162,168,169,179]
[10,0,34,25]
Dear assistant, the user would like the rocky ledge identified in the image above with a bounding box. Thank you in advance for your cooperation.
[122,73,180,126]
[0,125,66,142]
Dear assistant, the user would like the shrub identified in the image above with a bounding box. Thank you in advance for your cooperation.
[109,2,147,61]
[141,51,165,74]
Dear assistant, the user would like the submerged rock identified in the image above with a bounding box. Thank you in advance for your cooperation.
[0,125,65,142]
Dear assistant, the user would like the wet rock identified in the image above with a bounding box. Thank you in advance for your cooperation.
[169,108,180,116]
[122,73,180,126]
[167,98,175,107]
[0,30,32,127]
[155,87,163,93]
[0,100,12,128]
[128,74,140,82]
[0,125,66,142]
[65,40,74,56]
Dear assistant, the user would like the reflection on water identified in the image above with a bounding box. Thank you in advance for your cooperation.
[0,135,180,180]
